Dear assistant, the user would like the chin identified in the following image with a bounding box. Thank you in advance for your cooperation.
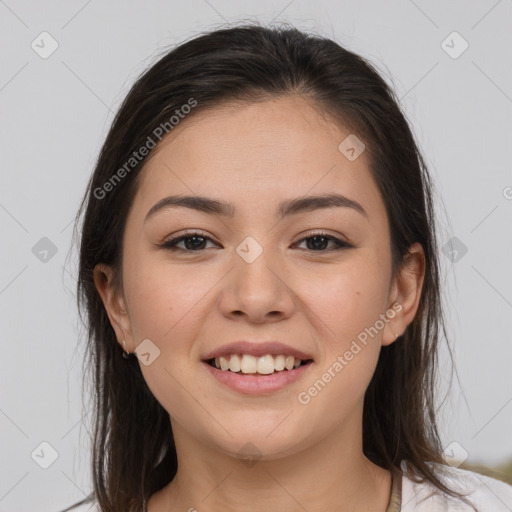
[210,428,309,463]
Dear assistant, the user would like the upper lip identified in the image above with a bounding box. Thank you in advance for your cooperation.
[202,341,314,361]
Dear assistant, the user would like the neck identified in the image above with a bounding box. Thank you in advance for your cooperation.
[148,415,392,512]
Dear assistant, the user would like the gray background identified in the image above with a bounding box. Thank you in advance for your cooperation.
[1,1,511,510]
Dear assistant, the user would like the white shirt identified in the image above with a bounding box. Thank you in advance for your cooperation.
[400,463,512,511]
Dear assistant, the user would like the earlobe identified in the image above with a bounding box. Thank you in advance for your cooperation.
[93,263,132,349]
[383,242,425,347]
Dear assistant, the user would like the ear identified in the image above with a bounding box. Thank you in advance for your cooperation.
[382,242,425,347]
[93,263,134,352]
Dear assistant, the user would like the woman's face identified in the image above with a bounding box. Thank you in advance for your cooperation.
[96,95,423,461]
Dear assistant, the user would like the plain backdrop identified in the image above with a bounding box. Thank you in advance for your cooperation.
[0,1,511,510]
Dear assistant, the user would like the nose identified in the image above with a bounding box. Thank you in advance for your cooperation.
[217,248,296,324]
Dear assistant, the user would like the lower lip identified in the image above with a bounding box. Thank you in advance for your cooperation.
[202,361,313,395]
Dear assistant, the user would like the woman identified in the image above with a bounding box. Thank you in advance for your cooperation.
[63,23,512,511]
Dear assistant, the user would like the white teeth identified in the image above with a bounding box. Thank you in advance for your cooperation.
[241,354,257,374]
[257,355,275,375]
[229,354,241,372]
[212,354,307,374]
[274,354,285,371]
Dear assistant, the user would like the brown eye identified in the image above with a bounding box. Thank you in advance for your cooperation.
[161,232,217,252]
[295,233,352,252]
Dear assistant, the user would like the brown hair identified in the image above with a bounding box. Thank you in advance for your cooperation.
[64,22,475,511]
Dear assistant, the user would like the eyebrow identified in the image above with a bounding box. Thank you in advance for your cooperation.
[144,193,368,223]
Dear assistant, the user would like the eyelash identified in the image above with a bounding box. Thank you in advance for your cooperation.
[160,230,352,253]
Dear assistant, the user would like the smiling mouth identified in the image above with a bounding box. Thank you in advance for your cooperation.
[205,357,314,376]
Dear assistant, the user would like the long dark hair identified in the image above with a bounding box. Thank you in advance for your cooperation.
[64,22,474,511]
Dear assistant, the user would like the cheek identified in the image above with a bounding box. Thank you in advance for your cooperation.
[303,254,388,402]
[298,266,386,419]
[295,343,380,438]
[123,259,219,417]
[304,254,389,344]
[123,257,213,343]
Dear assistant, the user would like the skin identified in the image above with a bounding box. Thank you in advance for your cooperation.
[94,95,425,511]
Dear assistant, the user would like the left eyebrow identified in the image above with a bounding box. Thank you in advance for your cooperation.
[144,193,368,223]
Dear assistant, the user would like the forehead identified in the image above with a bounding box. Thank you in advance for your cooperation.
[131,96,385,223]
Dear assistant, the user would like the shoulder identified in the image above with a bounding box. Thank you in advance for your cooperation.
[401,462,512,511]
